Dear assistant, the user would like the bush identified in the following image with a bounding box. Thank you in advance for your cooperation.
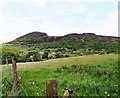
[55,52,63,58]
[17,55,27,62]
[26,51,41,61]
[42,51,48,59]
[64,54,70,57]
[2,50,20,64]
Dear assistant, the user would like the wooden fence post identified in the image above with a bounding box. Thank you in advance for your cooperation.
[46,80,58,98]
[12,58,19,93]
[6,58,8,65]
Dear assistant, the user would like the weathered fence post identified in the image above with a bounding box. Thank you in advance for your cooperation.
[6,58,8,65]
[12,58,19,93]
[46,80,58,98]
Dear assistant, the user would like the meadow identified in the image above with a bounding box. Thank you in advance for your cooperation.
[2,54,119,96]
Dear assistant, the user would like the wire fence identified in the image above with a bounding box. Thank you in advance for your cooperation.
[2,59,28,96]
[1,58,119,97]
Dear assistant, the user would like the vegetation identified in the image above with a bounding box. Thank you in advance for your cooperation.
[1,38,119,64]
[2,54,119,96]
[1,32,119,96]
[1,32,119,64]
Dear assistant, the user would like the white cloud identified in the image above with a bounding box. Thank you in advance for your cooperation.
[66,5,87,14]
[51,4,87,16]
[80,11,118,36]
[0,1,118,44]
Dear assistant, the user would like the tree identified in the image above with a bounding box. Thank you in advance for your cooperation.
[42,51,48,59]
[26,51,41,61]
[55,52,63,58]
[2,50,19,64]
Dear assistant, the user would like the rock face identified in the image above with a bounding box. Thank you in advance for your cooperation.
[16,31,48,40]
[64,33,119,42]
[8,31,119,44]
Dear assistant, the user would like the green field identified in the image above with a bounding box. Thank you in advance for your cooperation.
[2,54,119,96]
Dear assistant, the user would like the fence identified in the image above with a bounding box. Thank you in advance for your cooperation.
[11,58,73,97]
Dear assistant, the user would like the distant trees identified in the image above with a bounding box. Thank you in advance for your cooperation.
[1,48,42,64]
[1,38,119,64]
[55,52,63,58]
[42,51,48,59]
[26,51,41,61]
[2,48,20,64]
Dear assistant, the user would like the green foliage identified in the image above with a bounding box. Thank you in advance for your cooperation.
[34,39,119,55]
[2,47,20,64]
[2,78,13,96]
[26,51,41,61]
[42,51,48,59]
[55,52,63,58]
[11,35,119,54]
[64,53,70,57]
[17,55,28,62]
[1,36,119,64]
[17,37,44,45]
[2,55,119,96]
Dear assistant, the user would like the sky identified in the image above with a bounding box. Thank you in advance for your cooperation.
[0,0,119,44]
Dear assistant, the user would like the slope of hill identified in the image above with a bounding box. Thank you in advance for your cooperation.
[2,31,119,64]
[7,31,119,53]
[6,31,119,52]
[8,31,119,45]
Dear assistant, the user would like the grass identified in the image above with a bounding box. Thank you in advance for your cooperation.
[16,54,118,70]
[2,54,119,96]
[2,44,28,51]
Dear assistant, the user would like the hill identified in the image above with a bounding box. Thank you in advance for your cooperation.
[8,31,119,45]
[7,31,119,54]
[2,31,119,64]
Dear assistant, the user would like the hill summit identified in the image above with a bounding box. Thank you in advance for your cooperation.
[16,31,48,40]
[2,31,119,64]
[8,31,119,45]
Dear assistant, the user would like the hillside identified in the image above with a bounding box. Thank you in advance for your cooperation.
[7,31,119,52]
[8,31,119,45]
[7,31,119,53]
[2,31,119,64]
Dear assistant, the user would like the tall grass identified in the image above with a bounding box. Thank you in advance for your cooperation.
[2,54,119,96]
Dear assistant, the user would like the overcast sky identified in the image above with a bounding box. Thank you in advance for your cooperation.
[0,0,118,44]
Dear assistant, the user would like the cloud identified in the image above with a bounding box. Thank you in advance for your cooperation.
[0,1,118,44]
[82,11,118,36]
[0,0,46,20]
[49,3,87,16]
[64,5,87,14]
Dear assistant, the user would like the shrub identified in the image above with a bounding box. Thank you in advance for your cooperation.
[42,51,48,59]
[26,51,41,61]
[2,49,20,64]
[64,54,70,57]
[55,52,63,58]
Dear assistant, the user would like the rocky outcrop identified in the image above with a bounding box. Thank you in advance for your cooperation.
[7,31,119,44]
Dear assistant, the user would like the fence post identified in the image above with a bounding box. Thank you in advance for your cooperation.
[12,58,19,93]
[46,80,58,98]
[6,58,8,65]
